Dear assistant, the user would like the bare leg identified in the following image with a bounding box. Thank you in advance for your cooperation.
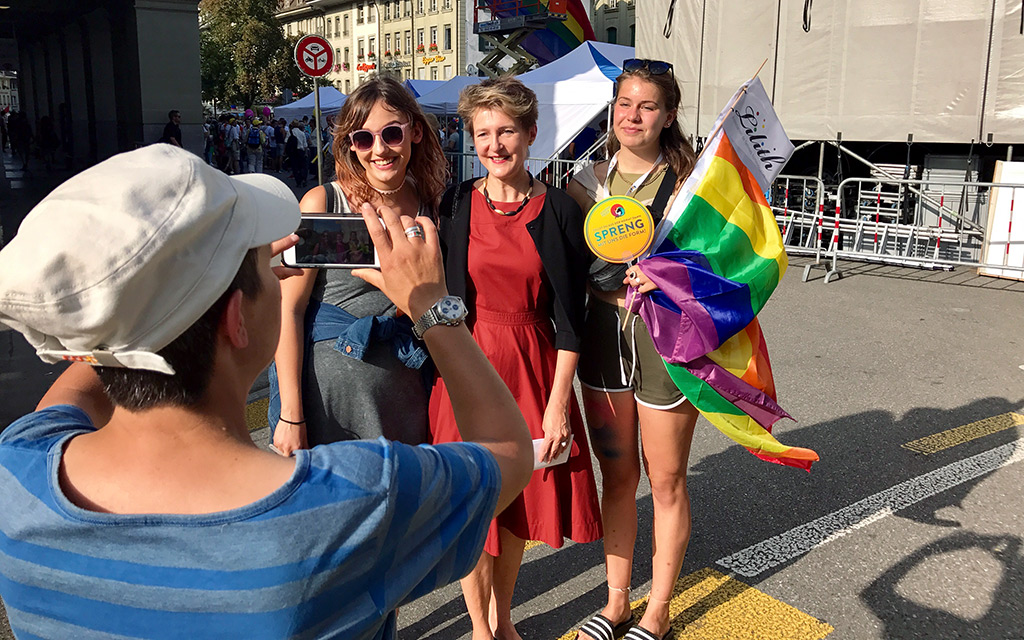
[461,551,496,640]
[635,400,699,637]
[579,387,641,639]
[489,527,526,640]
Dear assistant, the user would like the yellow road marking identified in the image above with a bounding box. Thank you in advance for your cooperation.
[246,398,269,433]
[558,567,832,640]
[525,540,543,551]
[902,412,1024,455]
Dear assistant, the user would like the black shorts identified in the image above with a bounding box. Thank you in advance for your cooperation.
[577,297,686,409]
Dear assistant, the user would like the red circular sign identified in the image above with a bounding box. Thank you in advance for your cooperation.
[294,35,334,78]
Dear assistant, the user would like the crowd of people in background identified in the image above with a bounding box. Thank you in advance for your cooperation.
[0,107,69,173]
[200,111,334,189]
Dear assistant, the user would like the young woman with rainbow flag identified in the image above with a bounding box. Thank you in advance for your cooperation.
[568,58,698,640]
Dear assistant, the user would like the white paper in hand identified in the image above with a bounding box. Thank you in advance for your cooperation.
[533,435,573,470]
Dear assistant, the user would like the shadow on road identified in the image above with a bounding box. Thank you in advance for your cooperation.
[861,533,1023,640]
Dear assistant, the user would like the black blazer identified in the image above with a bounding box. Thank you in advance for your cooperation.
[437,178,589,352]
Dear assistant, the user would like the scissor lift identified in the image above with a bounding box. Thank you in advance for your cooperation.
[473,0,568,78]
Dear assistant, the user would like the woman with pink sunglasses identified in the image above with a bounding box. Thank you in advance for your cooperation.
[270,75,447,453]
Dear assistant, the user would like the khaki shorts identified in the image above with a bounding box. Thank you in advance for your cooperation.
[578,297,686,409]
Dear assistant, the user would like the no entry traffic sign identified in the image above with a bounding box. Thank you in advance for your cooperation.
[294,35,334,78]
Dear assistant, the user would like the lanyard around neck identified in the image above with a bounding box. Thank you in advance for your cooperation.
[605,151,665,198]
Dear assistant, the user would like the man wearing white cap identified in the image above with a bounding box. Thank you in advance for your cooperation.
[0,144,531,639]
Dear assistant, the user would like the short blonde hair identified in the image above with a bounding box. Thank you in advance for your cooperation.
[458,76,539,135]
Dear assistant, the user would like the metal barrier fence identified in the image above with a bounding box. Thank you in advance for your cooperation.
[443,152,587,190]
[769,174,827,255]
[779,176,1024,283]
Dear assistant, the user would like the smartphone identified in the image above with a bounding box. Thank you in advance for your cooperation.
[282,213,379,269]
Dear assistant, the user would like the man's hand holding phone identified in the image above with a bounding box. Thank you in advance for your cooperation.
[351,203,447,321]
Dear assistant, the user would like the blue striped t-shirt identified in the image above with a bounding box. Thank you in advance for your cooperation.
[0,405,501,639]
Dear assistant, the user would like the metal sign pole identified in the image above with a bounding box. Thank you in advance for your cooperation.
[314,78,323,186]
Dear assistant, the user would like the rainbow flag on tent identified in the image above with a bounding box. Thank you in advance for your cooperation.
[627,77,819,470]
[492,0,594,66]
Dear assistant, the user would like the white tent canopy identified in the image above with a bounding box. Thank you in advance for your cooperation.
[417,42,635,160]
[275,86,347,122]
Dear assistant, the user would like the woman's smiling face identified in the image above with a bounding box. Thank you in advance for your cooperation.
[470,107,535,183]
[352,99,422,190]
[613,76,675,154]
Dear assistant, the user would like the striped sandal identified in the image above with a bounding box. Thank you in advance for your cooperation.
[576,614,633,640]
[623,626,671,640]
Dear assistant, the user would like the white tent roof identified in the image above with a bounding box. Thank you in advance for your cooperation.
[519,41,633,84]
[417,42,635,160]
[275,86,347,121]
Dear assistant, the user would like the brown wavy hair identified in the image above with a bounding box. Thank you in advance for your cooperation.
[331,74,447,216]
[607,65,697,190]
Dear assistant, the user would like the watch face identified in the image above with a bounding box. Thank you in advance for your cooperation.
[437,296,466,321]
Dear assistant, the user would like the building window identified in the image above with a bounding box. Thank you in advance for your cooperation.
[357,4,364,24]
[443,0,451,9]
[405,31,412,54]
[385,34,391,52]
[444,64,452,79]
[345,79,351,93]
[369,37,375,55]
[394,0,401,17]
[359,39,365,57]
[417,28,424,46]
[443,24,451,50]
[431,66,438,80]
[404,0,412,15]
[608,0,618,8]
[417,0,424,14]
[606,26,617,43]
[343,14,349,34]
[335,48,340,65]
[429,0,437,11]
[368,5,375,21]
[384,3,390,19]
[344,46,350,63]
[430,26,437,46]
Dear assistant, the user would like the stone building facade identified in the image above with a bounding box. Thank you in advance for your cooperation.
[591,0,635,47]
[276,0,464,92]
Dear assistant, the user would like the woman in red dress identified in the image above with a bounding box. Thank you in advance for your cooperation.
[431,77,602,640]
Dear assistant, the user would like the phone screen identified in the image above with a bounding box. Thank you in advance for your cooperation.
[283,214,378,268]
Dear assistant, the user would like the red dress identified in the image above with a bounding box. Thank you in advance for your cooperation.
[429,190,603,556]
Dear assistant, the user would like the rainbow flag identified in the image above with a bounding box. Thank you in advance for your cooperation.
[493,0,594,66]
[628,78,819,470]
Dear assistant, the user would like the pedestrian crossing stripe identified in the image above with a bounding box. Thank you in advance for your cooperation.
[557,567,833,640]
[902,412,1024,455]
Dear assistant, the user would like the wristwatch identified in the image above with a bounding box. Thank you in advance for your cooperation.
[412,295,468,339]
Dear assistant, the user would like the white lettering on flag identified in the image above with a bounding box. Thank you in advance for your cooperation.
[721,78,794,193]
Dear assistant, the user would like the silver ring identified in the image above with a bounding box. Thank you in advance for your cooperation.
[559,439,568,448]
[629,272,639,281]
[404,225,424,239]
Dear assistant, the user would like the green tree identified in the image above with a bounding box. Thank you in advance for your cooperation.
[199,0,311,110]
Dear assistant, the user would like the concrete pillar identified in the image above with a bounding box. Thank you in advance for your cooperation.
[63,24,90,168]
[46,35,64,120]
[83,9,118,160]
[134,0,203,154]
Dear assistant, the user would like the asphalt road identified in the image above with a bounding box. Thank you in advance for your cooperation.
[2,256,1023,639]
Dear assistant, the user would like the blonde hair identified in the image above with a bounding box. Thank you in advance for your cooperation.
[458,76,538,135]
[331,74,447,215]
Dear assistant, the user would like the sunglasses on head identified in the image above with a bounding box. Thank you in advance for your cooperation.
[622,58,674,76]
[348,121,412,151]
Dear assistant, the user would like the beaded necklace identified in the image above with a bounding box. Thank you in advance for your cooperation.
[482,174,534,216]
